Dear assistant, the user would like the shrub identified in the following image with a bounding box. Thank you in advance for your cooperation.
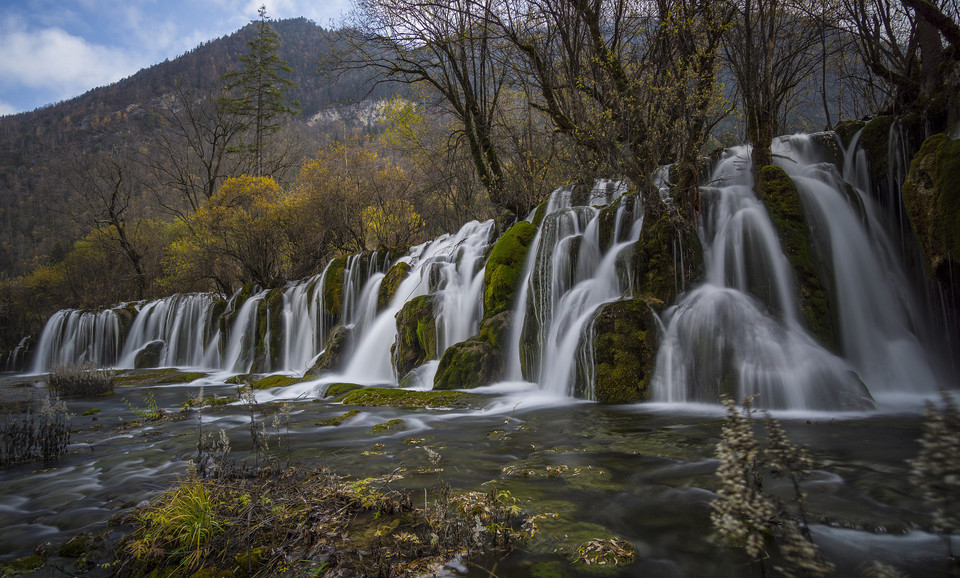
[49,362,115,397]
[0,390,70,466]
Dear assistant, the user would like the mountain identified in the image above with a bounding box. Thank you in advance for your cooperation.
[0,18,393,277]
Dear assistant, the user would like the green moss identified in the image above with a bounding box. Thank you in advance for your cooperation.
[434,338,503,390]
[58,532,93,557]
[338,387,484,409]
[532,200,549,227]
[631,214,702,309]
[315,408,361,426]
[586,297,658,403]
[370,418,406,433]
[834,119,866,148]
[483,221,538,319]
[756,165,836,349]
[81,408,101,416]
[377,261,411,311]
[860,115,895,182]
[0,555,43,575]
[115,369,208,386]
[307,325,354,376]
[902,133,960,289]
[247,374,307,390]
[322,255,349,319]
[392,295,438,379]
[323,382,365,398]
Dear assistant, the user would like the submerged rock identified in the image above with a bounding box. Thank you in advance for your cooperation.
[391,295,438,379]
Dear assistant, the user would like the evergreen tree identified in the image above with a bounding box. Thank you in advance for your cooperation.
[221,5,300,177]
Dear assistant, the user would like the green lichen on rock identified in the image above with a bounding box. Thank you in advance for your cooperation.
[859,115,895,182]
[338,387,483,409]
[483,221,537,319]
[377,261,411,311]
[582,297,659,403]
[247,374,307,390]
[315,408,360,426]
[902,132,960,290]
[323,382,364,398]
[631,213,702,309]
[391,295,438,379]
[307,325,354,376]
[756,165,836,349]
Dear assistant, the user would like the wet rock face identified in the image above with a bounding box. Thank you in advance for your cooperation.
[756,165,836,350]
[377,261,411,312]
[903,133,960,292]
[307,325,354,376]
[433,312,512,390]
[391,294,438,380]
[134,340,166,369]
[483,221,537,320]
[630,213,703,310]
[584,298,658,403]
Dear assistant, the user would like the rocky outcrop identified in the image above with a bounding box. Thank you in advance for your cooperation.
[630,213,703,310]
[581,297,659,403]
[483,221,537,320]
[378,261,411,311]
[391,295,438,379]
[902,133,960,292]
[433,311,512,390]
[307,325,355,376]
[756,165,836,349]
[134,340,165,369]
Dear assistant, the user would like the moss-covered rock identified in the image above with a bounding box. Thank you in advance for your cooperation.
[338,387,484,409]
[902,133,960,292]
[316,408,360,426]
[859,115,895,183]
[370,418,406,433]
[247,374,308,390]
[630,213,703,309]
[114,303,139,344]
[433,339,502,390]
[322,255,349,319]
[756,165,836,349]
[133,340,165,369]
[307,325,355,376]
[114,368,208,386]
[377,261,411,311]
[483,221,538,320]
[0,555,43,575]
[391,295,438,379]
[251,288,285,373]
[580,297,659,403]
[597,194,640,251]
[323,382,365,398]
[532,200,549,227]
[834,119,866,148]
[808,131,845,168]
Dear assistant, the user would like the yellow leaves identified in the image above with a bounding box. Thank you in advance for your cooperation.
[362,199,425,248]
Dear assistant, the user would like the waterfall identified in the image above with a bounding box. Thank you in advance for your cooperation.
[118,294,219,368]
[281,272,327,372]
[652,137,942,409]
[341,220,494,384]
[29,309,120,373]
[221,289,266,373]
[508,181,639,396]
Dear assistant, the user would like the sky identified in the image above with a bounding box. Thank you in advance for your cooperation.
[0,0,353,116]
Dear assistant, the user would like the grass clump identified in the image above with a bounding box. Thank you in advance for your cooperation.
[49,362,115,397]
[0,390,70,466]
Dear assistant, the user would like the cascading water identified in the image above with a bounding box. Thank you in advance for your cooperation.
[281,272,328,372]
[652,136,943,410]
[340,220,495,385]
[508,181,641,397]
[118,294,219,368]
[29,309,120,373]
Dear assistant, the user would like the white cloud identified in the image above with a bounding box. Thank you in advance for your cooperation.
[0,101,18,117]
[0,21,146,103]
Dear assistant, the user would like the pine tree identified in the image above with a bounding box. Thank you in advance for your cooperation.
[221,5,300,177]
